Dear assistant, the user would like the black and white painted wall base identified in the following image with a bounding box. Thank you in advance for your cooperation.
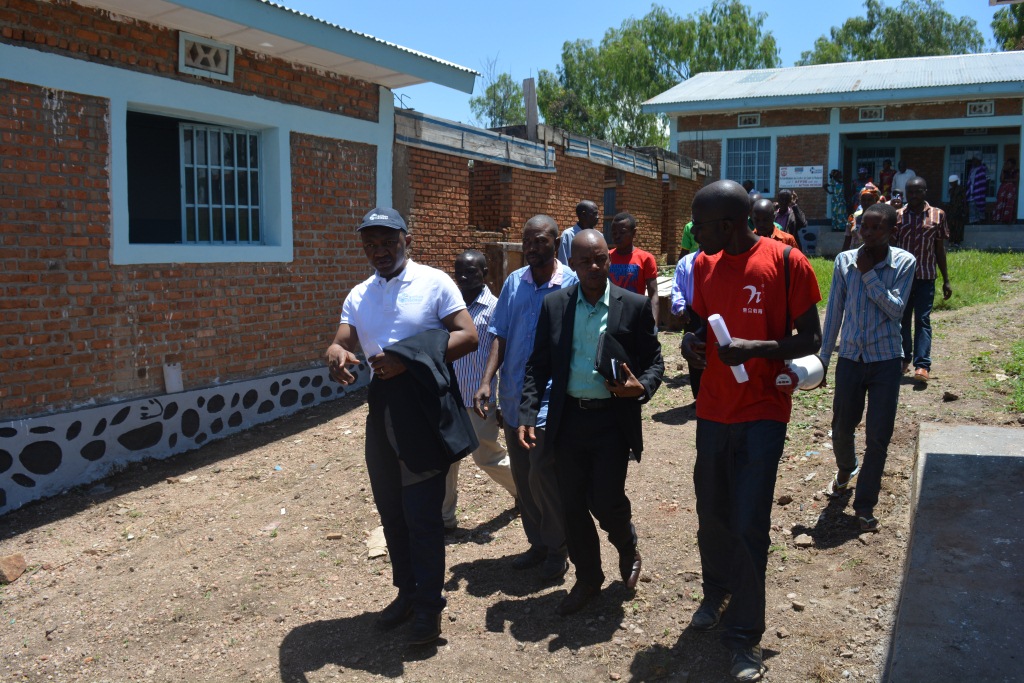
[0,364,370,516]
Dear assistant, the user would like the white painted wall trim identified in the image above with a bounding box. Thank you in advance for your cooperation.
[0,43,393,264]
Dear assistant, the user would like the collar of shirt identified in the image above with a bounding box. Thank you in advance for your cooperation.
[903,201,933,219]
[468,285,496,309]
[522,258,568,287]
[372,259,416,286]
[576,281,610,311]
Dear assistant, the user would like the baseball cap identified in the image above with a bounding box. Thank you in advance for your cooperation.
[358,207,408,232]
[949,174,960,183]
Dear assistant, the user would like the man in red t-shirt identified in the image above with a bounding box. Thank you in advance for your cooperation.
[681,180,822,682]
[609,212,660,328]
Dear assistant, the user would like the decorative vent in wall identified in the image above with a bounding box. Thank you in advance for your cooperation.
[737,113,761,128]
[966,101,995,118]
[179,33,235,82]
[859,107,885,122]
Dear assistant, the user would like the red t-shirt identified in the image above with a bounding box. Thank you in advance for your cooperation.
[608,247,658,295]
[691,237,821,424]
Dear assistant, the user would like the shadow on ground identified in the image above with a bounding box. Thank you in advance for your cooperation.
[629,627,780,682]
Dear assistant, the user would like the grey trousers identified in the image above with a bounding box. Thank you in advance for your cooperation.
[503,424,566,555]
[442,408,517,527]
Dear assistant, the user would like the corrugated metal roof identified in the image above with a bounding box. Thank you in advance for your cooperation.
[258,1,477,76]
[644,52,1024,111]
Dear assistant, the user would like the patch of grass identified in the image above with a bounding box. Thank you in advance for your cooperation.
[839,558,863,571]
[1005,341,1024,413]
[809,250,1024,312]
[970,351,994,373]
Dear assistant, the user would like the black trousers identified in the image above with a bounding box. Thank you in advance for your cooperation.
[553,400,637,586]
[364,391,449,616]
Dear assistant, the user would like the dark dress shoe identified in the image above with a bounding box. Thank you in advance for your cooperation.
[556,580,601,616]
[690,595,729,631]
[539,554,568,583]
[408,611,442,645]
[376,594,414,629]
[511,545,546,570]
[619,549,642,589]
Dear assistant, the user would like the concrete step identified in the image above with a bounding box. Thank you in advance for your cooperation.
[885,423,1024,682]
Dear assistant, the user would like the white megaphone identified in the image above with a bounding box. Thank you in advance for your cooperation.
[776,355,825,393]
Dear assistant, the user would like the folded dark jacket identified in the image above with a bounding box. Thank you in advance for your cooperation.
[375,329,477,472]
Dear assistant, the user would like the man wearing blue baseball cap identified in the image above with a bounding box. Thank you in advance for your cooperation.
[326,207,479,645]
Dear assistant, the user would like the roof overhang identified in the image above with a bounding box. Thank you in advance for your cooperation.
[76,0,477,93]
[643,82,1024,116]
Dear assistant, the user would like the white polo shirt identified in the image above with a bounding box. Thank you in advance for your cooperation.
[340,260,465,356]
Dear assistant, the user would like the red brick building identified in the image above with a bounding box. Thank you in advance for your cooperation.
[644,52,1024,237]
[0,0,475,514]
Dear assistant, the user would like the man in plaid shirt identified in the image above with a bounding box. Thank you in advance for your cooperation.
[892,177,953,383]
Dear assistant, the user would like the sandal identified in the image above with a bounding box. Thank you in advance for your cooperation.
[826,461,860,498]
[858,515,879,532]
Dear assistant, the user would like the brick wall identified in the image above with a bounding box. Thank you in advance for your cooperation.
[469,162,502,231]
[397,146,473,272]
[839,98,1020,124]
[0,0,379,121]
[679,140,720,188]
[614,173,664,259]
[662,177,698,261]
[676,108,829,132]
[0,78,378,419]
[776,134,829,219]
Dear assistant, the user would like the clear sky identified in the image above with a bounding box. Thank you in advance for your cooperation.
[282,0,1002,125]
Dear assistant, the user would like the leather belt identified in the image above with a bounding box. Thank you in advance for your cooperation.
[567,396,614,410]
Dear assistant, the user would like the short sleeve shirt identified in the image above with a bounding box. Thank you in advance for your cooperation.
[691,237,822,424]
[608,247,658,295]
[893,202,949,280]
[680,222,698,253]
[340,260,465,357]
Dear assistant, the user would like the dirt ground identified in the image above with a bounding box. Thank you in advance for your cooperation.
[2,279,1023,683]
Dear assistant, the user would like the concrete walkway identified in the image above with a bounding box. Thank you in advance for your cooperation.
[885,423,1024,682]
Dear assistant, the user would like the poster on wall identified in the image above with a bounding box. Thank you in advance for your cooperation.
[778,166,824,189]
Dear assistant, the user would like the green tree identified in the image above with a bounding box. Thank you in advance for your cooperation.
[538,1,779,147]
[469,59,526,129]
[993,4,1024,51]
[797,0,984,65]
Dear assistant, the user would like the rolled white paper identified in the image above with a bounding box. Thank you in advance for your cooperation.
[707,313,749,383]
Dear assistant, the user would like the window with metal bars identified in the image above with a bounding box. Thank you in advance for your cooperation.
[126,112,262,245]
[180,124,262,245]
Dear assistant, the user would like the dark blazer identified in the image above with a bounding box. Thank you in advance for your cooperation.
[519,283,664,459]
[376,329,478,472]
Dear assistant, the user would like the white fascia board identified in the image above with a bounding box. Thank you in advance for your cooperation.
[171,0,477,94]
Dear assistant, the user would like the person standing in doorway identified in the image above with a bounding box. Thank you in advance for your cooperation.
[966,156,989,224]
[557,200,599,266]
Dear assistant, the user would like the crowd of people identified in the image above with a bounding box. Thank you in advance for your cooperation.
[325,175,955,679]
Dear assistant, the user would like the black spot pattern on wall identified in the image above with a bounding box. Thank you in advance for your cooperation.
[12,473,35,488]
[207,395,225,413]
[117,423,163,451]
[181,410,200,438]
[20,442,62,475]
[2,367,363,514]
[81,441,106,462]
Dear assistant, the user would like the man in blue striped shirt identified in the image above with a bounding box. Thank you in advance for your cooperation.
[818,203,916,532]
[445,251,518,530]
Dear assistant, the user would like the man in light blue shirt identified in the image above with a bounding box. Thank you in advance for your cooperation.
[670,248,702,399]
[474,215,577,582]
[557,200,599,266]
[818,203,916,533]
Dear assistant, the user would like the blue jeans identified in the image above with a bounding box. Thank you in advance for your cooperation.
[901,278,935,370]
[694,419,787,650]
[831,357,902,516]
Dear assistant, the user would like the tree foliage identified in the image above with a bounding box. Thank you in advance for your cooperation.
[993,3,1024,51]
[537,1,779,148]
[468,58,526,129]
[797,0,984,65]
